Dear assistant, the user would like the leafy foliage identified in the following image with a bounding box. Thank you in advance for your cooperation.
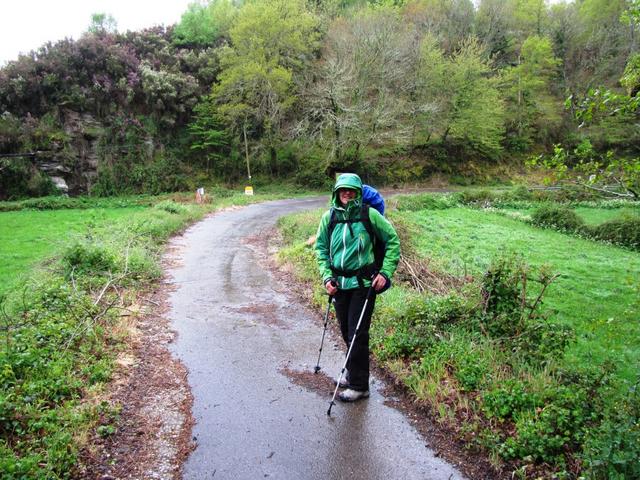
[1,0,639,193]
[528,142,640,200]
[207,0,320,177]
[530,203,585,232]
[172,0,237,47]
[394,192,460,211]
[587,216,640,250]
[501,35,561,151]
[0,27,216,198]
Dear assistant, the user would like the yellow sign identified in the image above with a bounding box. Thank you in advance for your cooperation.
[245,186,254,196]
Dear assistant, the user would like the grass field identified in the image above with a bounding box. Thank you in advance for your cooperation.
[0,207,146,295]
[0,187,318,297]
[402,207,640,381]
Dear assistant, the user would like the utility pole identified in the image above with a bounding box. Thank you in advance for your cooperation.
[243,122,254,195]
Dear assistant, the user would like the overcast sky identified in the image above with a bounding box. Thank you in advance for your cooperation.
[0,0,195,66]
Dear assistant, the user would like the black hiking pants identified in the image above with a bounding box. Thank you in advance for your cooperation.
[333,287,376,392]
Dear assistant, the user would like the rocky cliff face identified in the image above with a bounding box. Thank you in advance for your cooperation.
[36,111,102,195]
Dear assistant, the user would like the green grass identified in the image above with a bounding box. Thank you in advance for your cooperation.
[0,187,320,297]
[400,207,640,381]
[0,208,146,296]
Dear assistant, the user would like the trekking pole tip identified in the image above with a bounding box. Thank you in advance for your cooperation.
[314,365,321,373]
[327,401,335,416]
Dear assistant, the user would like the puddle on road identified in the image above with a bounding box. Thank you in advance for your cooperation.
[281,367,335,396]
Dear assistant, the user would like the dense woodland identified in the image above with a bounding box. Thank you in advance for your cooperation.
[0,0,639,199]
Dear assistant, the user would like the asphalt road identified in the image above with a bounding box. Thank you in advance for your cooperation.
[166,197,466,480]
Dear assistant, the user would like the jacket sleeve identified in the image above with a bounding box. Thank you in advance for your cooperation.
[315,210,333,284]
[369,209,400,280]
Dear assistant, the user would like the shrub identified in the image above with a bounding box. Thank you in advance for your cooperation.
[479,255,574,365]
[0,283,102,478]
[514,317,575,365]
[582,382,640,479]
[530,203,585,232]
[501,185,534,201]
[483,379,541,420]
[501,362,620,468]
[586,216,640,250]
[154,200,189,214]
[452,345,492,391]
[0,159,58,201]
[394,193,459,211]
[407,329,495,394]
[0,195,156,212]
[293,149,332,188]
[375,317,434,361]
[371,293,470,361]
[62,242,118,277]
[405,292,471,328]
[479,255,528,338]
[457,189,496,206]
[505,387,589,464]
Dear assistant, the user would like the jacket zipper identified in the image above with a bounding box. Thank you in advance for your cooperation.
[340,214,347,288]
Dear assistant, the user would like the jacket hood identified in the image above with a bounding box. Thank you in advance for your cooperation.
[332,173,362,208]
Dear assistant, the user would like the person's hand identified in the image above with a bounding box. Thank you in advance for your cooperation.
[372,273,387,292]
[325,280,338,296]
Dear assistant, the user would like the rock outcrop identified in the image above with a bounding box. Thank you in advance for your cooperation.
[35,111,103,195]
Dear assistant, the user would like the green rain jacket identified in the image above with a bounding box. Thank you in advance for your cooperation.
[315,173,401,290]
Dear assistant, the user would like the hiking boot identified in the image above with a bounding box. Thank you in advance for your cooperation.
[338,388,370,402]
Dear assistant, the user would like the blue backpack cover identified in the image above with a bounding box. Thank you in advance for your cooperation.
[362,184,385,216]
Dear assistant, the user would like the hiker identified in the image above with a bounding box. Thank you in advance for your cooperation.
[315,173,400,402]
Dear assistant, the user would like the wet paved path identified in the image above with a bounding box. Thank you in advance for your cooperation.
[167,198,466,480]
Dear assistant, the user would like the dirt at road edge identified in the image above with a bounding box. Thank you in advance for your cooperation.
[79,243,195,480]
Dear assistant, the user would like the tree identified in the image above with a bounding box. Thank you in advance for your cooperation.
[409,33,449,144]
[567,0,630,90]
[509,0,549,38]
[210,0,320,177]
[530,2,640,200]
[501,35,561,151]
[402,0,475,53]
[172,0,238,47]
[475,0,517,68]
[188,99,238,178]
[567,0,640,149]
[528,142,640,199]
[436,38,506,156]
[296,7,418,167]
[88,13,118,34]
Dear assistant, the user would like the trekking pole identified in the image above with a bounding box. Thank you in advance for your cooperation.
[314,294,333,374]
[327,284,375,416]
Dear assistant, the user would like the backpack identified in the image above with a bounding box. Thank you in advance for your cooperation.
[327,185,386,271]
[362,184,385,216]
